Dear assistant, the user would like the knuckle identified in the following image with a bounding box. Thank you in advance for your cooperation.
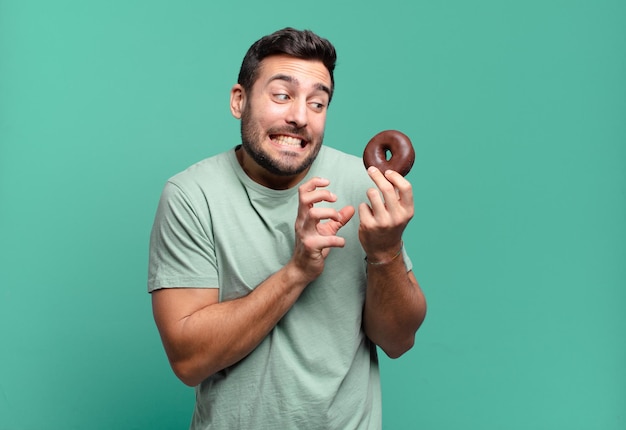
[366,188,380,199]
[398,181,412,192]
[378,181,394,192]
[300,236,317,251]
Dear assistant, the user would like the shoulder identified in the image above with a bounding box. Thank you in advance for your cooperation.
[169,151,233,188]
[165,150,239,196]
[155,150,239,215]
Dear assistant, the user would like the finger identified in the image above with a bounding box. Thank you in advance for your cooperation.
[300,233,346,252]
[367,167,413,216]
[365,186,389,221]
[357,202,374,226]
[383,169,414,208]
[300,189,338,208]
[306,207,343,228]
[299,176,331,193]
[366,166,399,207]
[296,177,337,228]
[298,178,338,208]
[317,205,356,236]
[306,204,355,235]
[338,205,356,226]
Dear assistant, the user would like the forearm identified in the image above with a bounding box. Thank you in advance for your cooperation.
[362,256,426,358]
[152,177,355,386]
[154,263,309,386]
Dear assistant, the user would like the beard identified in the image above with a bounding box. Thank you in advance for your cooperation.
[239,107,323,177]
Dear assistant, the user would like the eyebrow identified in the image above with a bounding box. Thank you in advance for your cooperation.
[269,74,331,98]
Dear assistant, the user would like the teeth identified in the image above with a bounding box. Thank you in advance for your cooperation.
[273,135,302,147]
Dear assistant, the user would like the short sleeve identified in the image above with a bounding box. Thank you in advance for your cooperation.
[147,181,218,292]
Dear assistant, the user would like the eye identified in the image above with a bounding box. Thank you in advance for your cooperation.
[273,93,290,102]
[309,101,326,112]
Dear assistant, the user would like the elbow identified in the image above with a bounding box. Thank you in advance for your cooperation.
[179,375,203,388]
[377,308,426,358]
[172,362,200,387]
[170,359,209,387]
[374,311,426,359]
[381,335,415,359]
[164,341,227,387]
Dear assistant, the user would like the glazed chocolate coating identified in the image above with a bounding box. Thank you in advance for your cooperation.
[362,130,415,176]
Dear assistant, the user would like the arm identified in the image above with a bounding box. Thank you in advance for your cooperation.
[358,167,427,358]
[152,264,309,386]
[152,177,355,386]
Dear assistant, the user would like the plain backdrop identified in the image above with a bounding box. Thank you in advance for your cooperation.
[1,1,624,429]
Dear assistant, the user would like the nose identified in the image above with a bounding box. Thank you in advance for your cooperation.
[285,99,308,128]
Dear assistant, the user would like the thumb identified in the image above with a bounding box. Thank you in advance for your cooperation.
[337,205,356,229]
[318,205,355,236]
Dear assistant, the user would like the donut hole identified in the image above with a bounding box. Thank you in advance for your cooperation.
[382,144,393,161]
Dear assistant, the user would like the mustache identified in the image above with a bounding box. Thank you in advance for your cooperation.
[267,126,313,143]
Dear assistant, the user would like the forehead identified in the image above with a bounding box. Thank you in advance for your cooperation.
[255,55,332,90]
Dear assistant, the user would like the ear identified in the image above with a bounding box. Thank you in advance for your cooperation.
[230,84,246,119]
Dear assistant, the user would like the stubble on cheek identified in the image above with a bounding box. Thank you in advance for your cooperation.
[239,109,324,176]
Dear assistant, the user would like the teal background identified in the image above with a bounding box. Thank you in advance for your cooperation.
[1,0,624,429]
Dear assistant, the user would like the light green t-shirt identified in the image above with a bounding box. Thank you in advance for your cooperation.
[148,145,412,429]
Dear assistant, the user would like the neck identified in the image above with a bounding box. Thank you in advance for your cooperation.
[235,146,309,190]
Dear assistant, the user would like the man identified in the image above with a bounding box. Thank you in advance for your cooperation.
[148,27,426,429]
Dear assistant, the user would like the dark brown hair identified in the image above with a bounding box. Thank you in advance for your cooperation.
[237,27,337,102]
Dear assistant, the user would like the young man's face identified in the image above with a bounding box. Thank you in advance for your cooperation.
[230,55,332,186]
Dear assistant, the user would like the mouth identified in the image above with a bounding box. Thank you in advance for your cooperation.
[271,134,307,149]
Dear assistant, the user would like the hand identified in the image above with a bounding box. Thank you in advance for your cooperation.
[291,177,355,282]
[358,166,414,261]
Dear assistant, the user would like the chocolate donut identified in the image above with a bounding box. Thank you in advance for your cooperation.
[362,130,415,176]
